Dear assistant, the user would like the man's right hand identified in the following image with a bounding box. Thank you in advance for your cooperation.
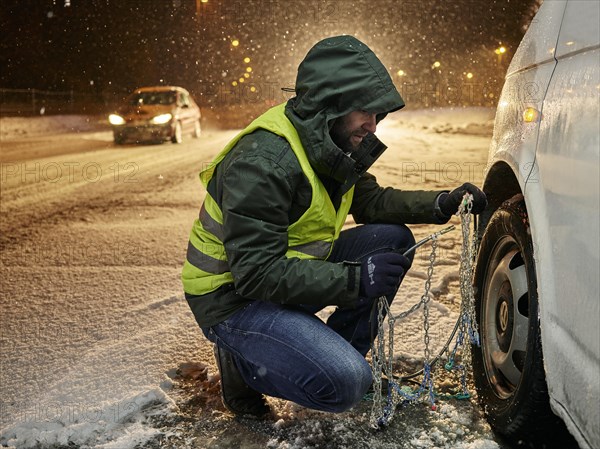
[359,252,412,298]
[439,182,487,216]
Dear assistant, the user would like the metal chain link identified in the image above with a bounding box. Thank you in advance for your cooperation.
[423,236,437,363]
[369,296,388,426]
[458,194,480,370]
[370,193,478,427]
[370,235,439,427]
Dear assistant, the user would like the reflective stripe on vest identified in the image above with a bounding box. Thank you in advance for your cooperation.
[182,103,354,296]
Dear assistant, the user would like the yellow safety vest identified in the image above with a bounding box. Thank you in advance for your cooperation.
[181,103,354,295]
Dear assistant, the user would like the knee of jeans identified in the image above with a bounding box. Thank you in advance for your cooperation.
[391,224,416,263]
[313,356,372,413]
[396,224,416,248]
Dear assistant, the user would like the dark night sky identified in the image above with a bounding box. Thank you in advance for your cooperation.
[1,0,539,108]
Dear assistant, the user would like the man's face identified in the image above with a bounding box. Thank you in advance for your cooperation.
[330,110,378,153]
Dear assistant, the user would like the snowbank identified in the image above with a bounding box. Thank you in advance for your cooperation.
[383,107,495,136]
[1,389,175,449]
[0,115,108,140]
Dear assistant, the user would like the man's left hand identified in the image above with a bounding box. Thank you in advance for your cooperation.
[439,182,487,216]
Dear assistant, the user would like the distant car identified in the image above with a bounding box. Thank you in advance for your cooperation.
[108,86,201,144]
[472,1,599,449]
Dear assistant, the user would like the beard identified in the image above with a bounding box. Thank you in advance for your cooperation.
[330,120,366,153]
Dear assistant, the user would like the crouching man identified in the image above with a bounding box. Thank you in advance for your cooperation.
[182,35,486,417]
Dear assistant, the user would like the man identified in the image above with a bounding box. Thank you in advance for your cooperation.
[182,35,486,418]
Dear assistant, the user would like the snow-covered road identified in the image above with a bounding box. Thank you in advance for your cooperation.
[0,109,510,448]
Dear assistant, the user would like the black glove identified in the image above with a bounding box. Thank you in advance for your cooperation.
[359,252,412,298]
[439,182,487,216]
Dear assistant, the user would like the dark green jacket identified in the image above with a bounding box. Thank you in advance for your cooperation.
[186,36,450,328]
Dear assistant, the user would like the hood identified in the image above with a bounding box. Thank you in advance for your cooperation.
[118,104,174,120]
[284,35,404,192]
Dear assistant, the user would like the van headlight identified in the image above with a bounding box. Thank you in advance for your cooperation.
[151,113,173,125]
[109,114,125,125]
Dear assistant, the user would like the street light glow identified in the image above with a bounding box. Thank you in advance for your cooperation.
[495,46,507,55]
[397,69,406,76]
[433,61,441,68]
[466,72,474,79]
[244,57,251,63]
[232,39,239,47]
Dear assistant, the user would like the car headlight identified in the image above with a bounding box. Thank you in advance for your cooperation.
[151,113,173,125]
[109,114,125,125]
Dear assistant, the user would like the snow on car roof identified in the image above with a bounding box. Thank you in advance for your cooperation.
[134,86,189,94]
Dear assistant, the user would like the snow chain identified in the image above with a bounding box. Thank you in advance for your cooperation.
[369,193,480,428]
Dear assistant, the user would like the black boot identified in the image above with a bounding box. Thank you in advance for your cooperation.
[367,376,390,394]
[213,345,270,418]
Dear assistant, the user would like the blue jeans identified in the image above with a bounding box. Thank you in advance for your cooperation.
[202,224,415,413]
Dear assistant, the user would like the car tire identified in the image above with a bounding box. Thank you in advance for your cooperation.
[472,194,577,448]
[114,134,125,145]
[171,121,183,144]
[193,119,201,138]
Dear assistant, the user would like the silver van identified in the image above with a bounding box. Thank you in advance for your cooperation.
[473,1,599,448]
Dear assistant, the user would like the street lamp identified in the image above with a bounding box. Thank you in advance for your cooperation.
[495,45,507,65]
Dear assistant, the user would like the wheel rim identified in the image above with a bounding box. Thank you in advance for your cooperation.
[482,235,529,399]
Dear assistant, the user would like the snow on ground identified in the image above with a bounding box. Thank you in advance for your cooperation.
[0,107,502,448]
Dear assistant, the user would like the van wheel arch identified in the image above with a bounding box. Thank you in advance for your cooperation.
[478,161,522,234]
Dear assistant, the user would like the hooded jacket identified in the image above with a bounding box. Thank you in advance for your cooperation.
[185,36,449,328]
